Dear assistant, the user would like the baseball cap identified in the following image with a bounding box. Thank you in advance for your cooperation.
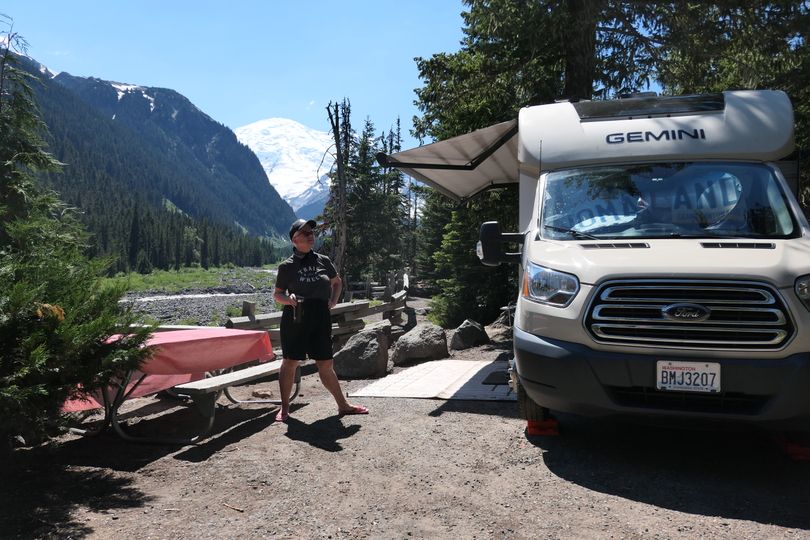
[289,219,317,240]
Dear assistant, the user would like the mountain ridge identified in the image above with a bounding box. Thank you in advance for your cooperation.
[49,68,296,237]
[12,53,297,271]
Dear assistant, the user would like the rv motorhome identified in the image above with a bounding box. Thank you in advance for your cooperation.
[379,90,810,431]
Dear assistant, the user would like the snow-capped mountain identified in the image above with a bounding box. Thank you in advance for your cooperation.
[235,118,334,218]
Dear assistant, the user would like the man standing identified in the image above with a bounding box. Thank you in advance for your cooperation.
[272,219,368,422]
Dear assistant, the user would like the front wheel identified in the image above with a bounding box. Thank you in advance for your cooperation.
[515,375,550,421]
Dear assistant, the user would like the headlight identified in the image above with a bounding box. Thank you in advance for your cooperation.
[796,275,810,312]
[522,262,580,307]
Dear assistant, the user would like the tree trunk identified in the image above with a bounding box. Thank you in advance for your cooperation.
[327,101,348,297]
[563,0,605,100]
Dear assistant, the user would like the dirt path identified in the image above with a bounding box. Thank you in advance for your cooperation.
[3,302,810,539]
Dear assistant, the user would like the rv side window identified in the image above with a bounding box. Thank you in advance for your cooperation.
[541,162,798,240]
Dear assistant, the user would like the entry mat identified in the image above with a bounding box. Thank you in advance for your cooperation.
[349,360,516,401]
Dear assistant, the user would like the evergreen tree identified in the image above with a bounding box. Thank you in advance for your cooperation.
[200,223,209,270]
[322,109,410,285]
[128,203,140,270]
[0,24,152,443]
[431,189,518,326]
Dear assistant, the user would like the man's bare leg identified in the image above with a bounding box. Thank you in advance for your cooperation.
[276,358,300,421]
[315,360,367,414]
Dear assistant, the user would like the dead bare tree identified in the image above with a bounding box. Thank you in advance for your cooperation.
[326,100,349,294]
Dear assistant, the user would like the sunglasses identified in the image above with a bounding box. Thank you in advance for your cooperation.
[296,230,315,237]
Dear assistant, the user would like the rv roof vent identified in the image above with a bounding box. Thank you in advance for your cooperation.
[701,242,776,250]
[618,91,658,99]
[573,92,725,120]
[581,242,650,249]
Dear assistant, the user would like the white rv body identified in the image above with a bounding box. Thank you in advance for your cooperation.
[516,90,795,232]
[381,90,810,429]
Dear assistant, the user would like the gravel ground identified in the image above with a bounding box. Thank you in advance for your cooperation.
[3,287,810,539]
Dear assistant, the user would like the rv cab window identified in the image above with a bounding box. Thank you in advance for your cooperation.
[541,162,798,240]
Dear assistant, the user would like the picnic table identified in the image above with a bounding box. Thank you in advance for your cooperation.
[64,327,296,444]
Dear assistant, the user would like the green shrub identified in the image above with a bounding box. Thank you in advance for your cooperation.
[0,33,152,443]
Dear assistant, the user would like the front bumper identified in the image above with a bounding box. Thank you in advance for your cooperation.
[514,326,810,430]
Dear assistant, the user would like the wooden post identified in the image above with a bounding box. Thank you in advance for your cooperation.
[241,301,256,318]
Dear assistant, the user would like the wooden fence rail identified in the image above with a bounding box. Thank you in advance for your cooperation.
[225,290,407,348]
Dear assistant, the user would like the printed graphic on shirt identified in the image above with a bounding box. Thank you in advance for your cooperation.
[298,264,322,283]
[274,251,338,301]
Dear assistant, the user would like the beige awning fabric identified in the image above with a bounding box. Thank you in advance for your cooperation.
[377,120,519,201]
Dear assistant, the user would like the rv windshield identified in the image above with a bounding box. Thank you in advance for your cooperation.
[541,162,798,240]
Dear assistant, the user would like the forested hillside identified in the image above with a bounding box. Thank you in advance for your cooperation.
[20,55,295,273]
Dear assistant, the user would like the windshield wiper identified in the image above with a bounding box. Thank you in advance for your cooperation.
[543,225,600,240]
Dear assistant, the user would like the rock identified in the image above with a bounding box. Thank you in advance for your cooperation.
[484,323,512,344]
[390,323,449,366]
[402,306,417,332]
[491,304,515,328]
[334,322,392,378]
[450,319,490,350]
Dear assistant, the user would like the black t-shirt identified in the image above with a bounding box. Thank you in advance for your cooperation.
[274,250,338,301]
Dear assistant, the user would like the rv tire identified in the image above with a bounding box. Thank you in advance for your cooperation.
[516,376,550,421]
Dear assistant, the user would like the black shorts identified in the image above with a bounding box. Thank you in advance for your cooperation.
[279,299,333,361]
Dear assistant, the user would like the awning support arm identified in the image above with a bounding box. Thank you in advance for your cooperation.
[376,123,518,171]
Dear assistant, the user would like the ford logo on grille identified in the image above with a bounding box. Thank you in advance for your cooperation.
[662,303,711,322]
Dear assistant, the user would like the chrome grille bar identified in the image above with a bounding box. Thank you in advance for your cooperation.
[592,305,786,325]
[600,285,775,304]
[586,279,794,350]
[592,324,787,345]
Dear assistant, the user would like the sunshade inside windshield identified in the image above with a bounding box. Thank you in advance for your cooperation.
[542,162,796,240]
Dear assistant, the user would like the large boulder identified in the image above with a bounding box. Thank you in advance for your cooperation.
[334,321,392,378]
[390,323,449,366]
[450,319,490,350]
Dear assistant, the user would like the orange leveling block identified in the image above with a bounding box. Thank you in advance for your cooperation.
[773,435,810,461]
[526,416,560,436]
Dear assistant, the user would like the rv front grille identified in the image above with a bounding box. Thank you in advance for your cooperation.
[585,279,793,350]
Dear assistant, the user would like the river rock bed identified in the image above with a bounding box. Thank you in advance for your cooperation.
[121,285,278,326]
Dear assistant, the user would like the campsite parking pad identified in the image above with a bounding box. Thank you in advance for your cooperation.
[4,329,810,538]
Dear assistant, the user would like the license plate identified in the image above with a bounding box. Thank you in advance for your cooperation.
[656,361,721,393]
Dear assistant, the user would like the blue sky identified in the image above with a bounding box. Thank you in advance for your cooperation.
[3,1,466,150]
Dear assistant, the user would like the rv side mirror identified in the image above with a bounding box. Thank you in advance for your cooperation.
[477,221,523,266]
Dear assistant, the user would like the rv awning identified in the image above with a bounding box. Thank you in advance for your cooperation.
[376,120,519,202]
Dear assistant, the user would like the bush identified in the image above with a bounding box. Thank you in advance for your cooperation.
[0,30,153,443]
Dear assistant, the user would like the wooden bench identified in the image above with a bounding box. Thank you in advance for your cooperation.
[175,359,283,399]
[111,358,299,445]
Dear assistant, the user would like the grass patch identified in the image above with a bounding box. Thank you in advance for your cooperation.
[107,265,279,294]
[225,305,244,318]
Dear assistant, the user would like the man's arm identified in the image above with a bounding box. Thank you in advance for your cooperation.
[328,276,342,310]
[274,287,297,306]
